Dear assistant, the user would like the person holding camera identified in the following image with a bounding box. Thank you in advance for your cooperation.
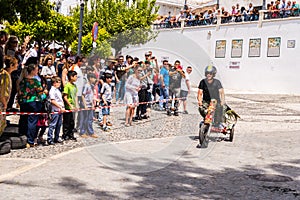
[167,60,185,116]
[135,61,152,120]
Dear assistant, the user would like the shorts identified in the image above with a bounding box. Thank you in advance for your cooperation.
[124,92,138,106]
[180,90,188,100]
[101,101,111,115]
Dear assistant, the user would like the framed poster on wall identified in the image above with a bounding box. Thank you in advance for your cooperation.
[249,38,261,57]
[231,39,243,58]
[267,37,281,57]
[215,40,226,58]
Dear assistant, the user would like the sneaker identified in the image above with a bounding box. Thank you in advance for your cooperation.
[106,121,113,126]
[183,110,188,114]
[26,143,36,148]
[80,134,89,138]
[103,126,110,132]
[174,112,179,116]
[48,141,55,145]
[167,110,172,116]
[62,135,70,140]
[69,136,77,141]
[99,122,104,127]
[90,134,98,138]
[141,115,148,119]
[54,138,63,143]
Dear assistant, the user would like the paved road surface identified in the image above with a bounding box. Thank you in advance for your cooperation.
[0,92,299,199]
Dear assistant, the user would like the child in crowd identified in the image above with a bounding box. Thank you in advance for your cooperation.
[47,76,65,145]
[100,73,113,132]
[36,76,49,146]
[62,71,78,141]
[80,73,98,138]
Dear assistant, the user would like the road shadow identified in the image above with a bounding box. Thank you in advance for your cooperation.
[98,154,300,199]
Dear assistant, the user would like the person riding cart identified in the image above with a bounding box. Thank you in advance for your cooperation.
[197,65,225,128]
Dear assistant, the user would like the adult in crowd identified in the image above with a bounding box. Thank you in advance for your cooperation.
[40,54,56,90]
[0,31,8,70]
[197,66,225,128]
[115,55,127,104]
[0,56,18,136]
[135,61,151,120]
[4,36,22,111]
[18,63,46,148]
[61,57,74,87]
[179,66,192,114]
[56,56,66,80]
[22,43,39,66]
[159,60,170,111]
[168,60,185,116]
[124,65,142,126]
[70,55,85,132]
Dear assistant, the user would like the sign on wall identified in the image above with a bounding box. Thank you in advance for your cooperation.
[287,40,296,48]
[267,37,281,57]
[231,39,243,58]
[249,38,261,57]
[215,40,226,58]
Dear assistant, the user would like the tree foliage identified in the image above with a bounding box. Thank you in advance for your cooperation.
[70,28,112,57]
[0,0,53,24]
[72,0,159,56]
[5,10,77,48]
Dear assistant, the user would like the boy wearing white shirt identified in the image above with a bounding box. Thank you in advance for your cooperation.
[47,76,65,145]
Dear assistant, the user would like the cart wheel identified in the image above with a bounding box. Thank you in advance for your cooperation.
[229,127,234,142]
[199,124,209,148]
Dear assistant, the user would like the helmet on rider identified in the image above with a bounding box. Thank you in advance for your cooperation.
[205,65,217,77]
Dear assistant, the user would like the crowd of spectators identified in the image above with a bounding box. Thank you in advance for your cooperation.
[153,0,300,29]
[0,32,193,148]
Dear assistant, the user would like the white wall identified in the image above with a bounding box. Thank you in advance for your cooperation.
[123,17,300,94]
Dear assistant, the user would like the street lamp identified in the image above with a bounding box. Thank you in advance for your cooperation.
[77,0,85,55]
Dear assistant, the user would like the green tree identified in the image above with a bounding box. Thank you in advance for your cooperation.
[0,0,52,24]
[5,10,76,49]
[72,0,159,56]
[70,28,112,57]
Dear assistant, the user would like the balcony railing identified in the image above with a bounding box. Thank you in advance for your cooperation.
[152,9,300,30]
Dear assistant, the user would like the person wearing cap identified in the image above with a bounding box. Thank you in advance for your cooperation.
[167,60,185,116]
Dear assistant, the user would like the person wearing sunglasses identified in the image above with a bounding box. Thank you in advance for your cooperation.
[197,65,225,128]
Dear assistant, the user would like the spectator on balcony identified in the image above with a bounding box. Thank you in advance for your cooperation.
[272,0,281,18]
[187,11,196,26]
[230,5,238,22]
[280,0,288,17]
[284,1,293,17]
[244,3,254,21]
[292,1,300,15]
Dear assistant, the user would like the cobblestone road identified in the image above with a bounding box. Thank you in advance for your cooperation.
[0,92,299,199]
